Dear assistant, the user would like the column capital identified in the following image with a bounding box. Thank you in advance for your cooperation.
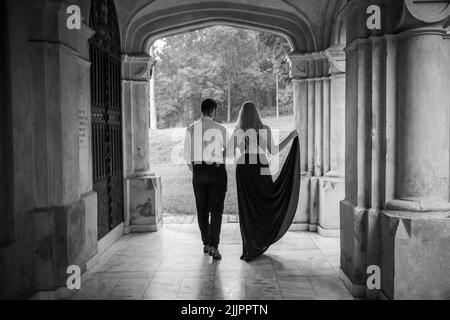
[289,47,347,79]
[122,53,157,82]
[288,51,329,79]
[325,46,346,75]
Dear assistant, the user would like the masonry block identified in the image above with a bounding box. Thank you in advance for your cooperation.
[380,211,450,300]
[318,176,345,237]
[125,175,163,232]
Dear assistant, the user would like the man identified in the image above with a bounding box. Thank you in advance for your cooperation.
[184,99,228,259]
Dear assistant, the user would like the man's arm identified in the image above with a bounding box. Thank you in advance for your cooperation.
[183,127,193,172]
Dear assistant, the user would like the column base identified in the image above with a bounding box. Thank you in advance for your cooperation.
[124,174,163,233]
[318,174,345,237]
[125,221,164,233]
[339,268,366,298]
[380,210,450,300]
[81,191,97,262]
[317,226,340,238]
[289,223,310,231]
[32,200,87,292]
[292,173,311,224]
[339,199,367,290]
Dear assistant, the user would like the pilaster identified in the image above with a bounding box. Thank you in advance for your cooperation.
[122,53,163,233]
[289,50,346,235]
[122,53,156,176]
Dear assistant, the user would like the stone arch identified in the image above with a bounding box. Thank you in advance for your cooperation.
[326,0,347,48]
[123,2,318,54]
[142,21,296,54]
[120,0,349,237]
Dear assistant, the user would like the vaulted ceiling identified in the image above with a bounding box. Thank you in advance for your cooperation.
[112,0,347,54]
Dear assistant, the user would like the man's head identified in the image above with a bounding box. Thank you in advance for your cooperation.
[201,99,218,118]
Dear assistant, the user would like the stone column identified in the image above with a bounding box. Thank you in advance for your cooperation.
[341,0,450,300]
[26,0,93,296]
[381,24,450,300]
[289,51,346,235]
[122,54,163,233]
[327,47,346,175]
[289,55,311,231]
[149,65,157,130]
[389,29,449,210]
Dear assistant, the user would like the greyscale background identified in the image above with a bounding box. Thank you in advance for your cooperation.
[1,0,450,301]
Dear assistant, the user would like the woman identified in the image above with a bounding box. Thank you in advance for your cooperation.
[227,102,300,261]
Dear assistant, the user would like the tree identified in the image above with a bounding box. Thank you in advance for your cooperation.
[154,26,293,129]
[257,33,293,120]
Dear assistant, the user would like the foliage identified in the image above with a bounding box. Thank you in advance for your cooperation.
[154,26,293,129]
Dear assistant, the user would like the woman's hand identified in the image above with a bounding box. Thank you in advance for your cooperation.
[276,129,299,153]
[288,130,298,140]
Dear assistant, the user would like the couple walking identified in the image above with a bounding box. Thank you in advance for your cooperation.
[183,99,300,261]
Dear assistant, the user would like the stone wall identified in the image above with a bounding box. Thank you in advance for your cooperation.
[0,0,97,299]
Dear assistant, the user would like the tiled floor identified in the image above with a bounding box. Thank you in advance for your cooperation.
[71,223,353,300]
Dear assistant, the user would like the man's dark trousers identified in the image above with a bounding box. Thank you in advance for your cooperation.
[192,163,227,249]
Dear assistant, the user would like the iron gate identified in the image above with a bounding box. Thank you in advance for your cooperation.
[89,0,124,240]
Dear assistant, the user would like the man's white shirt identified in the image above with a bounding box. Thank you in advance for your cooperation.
[183,116,229,165]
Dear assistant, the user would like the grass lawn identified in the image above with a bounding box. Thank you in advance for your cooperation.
[149,115,295,215]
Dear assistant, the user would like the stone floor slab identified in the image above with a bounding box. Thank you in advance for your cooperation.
[69,223,353,300]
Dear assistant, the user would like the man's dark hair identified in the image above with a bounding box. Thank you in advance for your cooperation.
[201,99,217,116]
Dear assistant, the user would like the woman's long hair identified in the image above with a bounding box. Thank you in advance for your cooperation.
[236,102,264,131]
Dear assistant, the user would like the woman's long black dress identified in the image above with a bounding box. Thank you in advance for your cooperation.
[236,136,300,261]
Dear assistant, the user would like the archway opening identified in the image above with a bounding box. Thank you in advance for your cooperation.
[76,0,351,301]
[148,25,296,221]
[120,0,347,239]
